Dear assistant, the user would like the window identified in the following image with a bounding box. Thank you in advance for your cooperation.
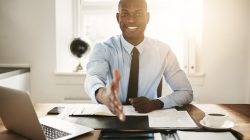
[56,0,203,74]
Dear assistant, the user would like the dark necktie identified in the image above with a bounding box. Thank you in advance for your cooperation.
[126,47,139,104]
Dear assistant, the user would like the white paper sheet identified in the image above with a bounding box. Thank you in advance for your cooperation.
[176,131,237,140]
[149,111,197,128]
[123,105,177,116]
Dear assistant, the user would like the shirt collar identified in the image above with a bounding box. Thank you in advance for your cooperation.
[120,35,145,54]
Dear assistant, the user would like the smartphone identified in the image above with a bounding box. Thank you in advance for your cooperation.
[47,107,64,115]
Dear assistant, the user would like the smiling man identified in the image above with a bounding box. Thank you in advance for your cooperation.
[117,0,149,46]
[85,0,193,121]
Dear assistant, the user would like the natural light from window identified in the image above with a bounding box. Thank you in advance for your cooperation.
[56,0,203,74]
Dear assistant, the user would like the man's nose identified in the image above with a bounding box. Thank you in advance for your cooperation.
[127,14,136,23]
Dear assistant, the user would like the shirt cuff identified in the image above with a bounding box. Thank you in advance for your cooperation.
[89,84,105,104]
[158,96,178,109]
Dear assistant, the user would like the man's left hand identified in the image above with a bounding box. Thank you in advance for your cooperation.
[129,97,164,113]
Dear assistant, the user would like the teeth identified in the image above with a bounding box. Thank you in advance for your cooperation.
[128,27,138,29]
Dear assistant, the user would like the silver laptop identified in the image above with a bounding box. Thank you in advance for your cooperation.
[0,86,93,140]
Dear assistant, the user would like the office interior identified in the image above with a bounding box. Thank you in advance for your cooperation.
[0,0,249,139]
[0,0,249,104]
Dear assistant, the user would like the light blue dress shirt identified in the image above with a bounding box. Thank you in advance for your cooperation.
[85,35,193,108]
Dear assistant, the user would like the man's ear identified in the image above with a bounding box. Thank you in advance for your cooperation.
[146,12,150,24]
[116,13,119,23]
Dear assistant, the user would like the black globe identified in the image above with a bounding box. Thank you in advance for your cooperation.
[70,38,89,58]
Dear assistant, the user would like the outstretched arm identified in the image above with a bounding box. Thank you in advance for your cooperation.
[95,69,126,121]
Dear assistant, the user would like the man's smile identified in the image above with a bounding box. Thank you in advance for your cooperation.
[126,26,139,32]
[128,26,138,29]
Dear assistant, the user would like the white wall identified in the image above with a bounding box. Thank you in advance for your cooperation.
[248,2,250,103]
[0,0,249,104]
[193,0,249,103]
[0,0,88,103]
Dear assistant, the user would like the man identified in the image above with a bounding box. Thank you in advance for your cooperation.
[85,0,193,122]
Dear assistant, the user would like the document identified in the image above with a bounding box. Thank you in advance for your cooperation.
[70,104,115,116]
[70,104,176,116]
[176,131,237,140]
[69,104,197,128]
[123,105,177,116]
[148,111,198,128]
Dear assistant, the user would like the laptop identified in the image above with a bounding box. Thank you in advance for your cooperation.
[0,86,93,140]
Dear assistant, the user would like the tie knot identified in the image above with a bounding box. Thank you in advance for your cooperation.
[132,47,139,55]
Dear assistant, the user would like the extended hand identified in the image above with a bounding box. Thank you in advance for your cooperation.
[96,69,125,121]
[130,97,164,113]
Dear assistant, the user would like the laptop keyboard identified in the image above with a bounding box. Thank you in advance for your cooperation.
[41,124,71,140]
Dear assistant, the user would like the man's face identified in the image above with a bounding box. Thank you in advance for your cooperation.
[116,0,149,45]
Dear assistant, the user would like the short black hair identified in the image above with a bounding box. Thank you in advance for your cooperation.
[118,0,147,11]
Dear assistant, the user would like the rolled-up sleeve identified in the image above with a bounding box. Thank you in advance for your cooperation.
[84,43,110,103]
[159,50,193,108]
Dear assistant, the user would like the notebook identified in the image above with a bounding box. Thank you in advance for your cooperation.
[0,86,93,140]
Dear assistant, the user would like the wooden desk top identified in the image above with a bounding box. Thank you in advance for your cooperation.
[0,104,249,140]
[193,104,250,140]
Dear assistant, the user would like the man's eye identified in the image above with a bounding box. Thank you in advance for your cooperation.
[120,13,128,17]
[135,13,143,17]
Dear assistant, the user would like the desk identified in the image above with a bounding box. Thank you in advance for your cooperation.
[0,104,249,140]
